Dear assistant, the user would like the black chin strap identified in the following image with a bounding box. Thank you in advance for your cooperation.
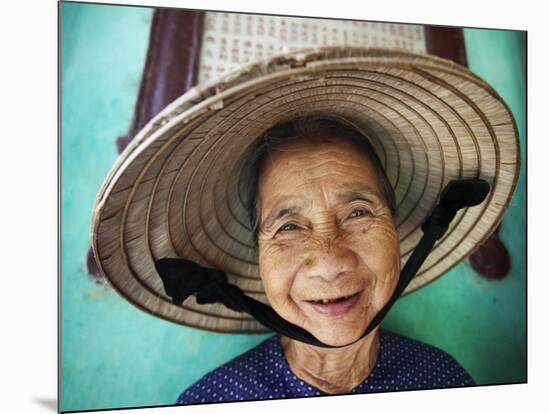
[155,179,490,348]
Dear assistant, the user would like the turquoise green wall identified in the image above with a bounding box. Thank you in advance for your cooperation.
[60,3,526,411]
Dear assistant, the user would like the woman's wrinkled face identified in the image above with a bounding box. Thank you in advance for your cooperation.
[257,134,401,347]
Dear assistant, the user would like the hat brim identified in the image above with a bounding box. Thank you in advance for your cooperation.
[91,46,520,333]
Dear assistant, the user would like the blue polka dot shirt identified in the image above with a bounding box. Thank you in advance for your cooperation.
[176,328,475,404]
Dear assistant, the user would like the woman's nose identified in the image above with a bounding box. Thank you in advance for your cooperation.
[300,239,357,282]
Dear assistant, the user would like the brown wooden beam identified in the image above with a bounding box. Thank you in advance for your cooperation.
[425,25,468,67]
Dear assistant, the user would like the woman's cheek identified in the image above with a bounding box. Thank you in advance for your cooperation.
[354,222,400,312]
[350,219,400,276]
[259,240,301,306]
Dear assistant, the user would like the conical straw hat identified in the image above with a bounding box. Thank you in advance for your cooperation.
[91,46,520,333]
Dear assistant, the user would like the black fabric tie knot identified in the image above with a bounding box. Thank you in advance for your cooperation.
[154,258,243,312]
[422,178,490,239]
[155,178,490,348]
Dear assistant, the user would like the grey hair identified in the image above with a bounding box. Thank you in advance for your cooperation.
[238,114,397,251]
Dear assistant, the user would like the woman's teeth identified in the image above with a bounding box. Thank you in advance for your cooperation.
[314,294,354,304]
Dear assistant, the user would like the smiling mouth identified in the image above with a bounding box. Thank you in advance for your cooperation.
[305,290,363,317]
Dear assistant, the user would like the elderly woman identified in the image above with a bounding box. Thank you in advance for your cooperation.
[91,47,519,405]
[173,115,474,401]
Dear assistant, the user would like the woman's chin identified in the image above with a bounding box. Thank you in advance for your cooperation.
[309,325,365,347]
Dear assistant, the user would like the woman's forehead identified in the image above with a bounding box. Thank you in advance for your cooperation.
[259,134,380,186]
[257,134,386,213]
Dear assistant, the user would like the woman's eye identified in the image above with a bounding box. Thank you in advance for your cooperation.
[349,208,368,218]
[278,223,298,232]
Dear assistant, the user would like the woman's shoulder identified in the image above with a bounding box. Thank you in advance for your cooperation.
[176,334,282,405]
[376,328,475,389]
